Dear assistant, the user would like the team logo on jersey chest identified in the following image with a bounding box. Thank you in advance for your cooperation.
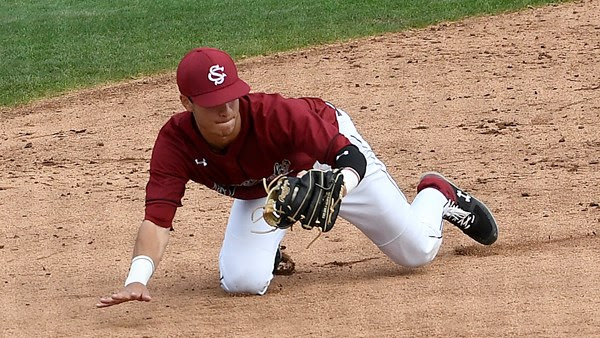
[210,159,293,197]
[213,183,236,196]
[208,64,227,85]
[274,159,291,176]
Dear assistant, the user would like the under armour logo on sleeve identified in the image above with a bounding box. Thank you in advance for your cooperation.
[195,158,208,166]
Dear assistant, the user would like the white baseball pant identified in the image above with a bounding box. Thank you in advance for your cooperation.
[218,108,448,295]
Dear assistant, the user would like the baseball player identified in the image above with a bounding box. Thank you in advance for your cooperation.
[96,47,497,307]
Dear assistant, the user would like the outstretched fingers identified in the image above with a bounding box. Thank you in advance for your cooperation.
[95,284,151,308]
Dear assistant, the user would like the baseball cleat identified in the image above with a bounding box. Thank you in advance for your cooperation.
[417,172,498,245]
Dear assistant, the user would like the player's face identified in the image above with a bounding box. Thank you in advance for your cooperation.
[183,96,241,150]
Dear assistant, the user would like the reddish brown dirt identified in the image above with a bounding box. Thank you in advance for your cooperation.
[2,1,600,336]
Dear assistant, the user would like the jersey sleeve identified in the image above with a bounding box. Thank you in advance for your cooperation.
[144,122,190,228]
[285,99,351,165]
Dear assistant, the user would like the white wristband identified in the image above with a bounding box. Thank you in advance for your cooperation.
[124,255,155,286]
[341,168,360,195]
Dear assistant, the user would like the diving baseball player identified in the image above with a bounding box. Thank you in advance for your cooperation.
[97,47,497,307]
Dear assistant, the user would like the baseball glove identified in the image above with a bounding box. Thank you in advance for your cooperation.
[262,169,345,232]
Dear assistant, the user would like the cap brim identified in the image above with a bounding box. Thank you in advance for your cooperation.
[190,79,250,108]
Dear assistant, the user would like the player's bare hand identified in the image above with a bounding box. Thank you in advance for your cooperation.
[96,282,151,308]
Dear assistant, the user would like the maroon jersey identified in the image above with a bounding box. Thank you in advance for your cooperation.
[144,93,351,228]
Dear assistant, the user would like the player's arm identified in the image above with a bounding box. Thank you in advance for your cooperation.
[334,144,367,196]
[96,116,188,308]
[96,219,170,308]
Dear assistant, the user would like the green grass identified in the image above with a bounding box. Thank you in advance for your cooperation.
[0,0,570,107]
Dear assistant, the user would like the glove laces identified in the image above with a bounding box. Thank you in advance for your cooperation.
[250,175,325,248]
[250,176,286,234]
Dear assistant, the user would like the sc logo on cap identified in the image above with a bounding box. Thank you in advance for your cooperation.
[208,64,227,85]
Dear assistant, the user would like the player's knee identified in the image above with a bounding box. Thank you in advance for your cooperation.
[379,237,440,268]
[219,268,272,295]
[397,248,437,268]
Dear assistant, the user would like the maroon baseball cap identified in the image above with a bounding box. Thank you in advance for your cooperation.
[176,47,250,107]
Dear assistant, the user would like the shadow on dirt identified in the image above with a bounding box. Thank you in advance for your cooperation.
[453,232,598,257]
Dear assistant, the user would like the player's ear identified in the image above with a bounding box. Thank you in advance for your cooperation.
[180,94,193,112]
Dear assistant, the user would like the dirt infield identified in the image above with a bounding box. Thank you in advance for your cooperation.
[2,1,600,336]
